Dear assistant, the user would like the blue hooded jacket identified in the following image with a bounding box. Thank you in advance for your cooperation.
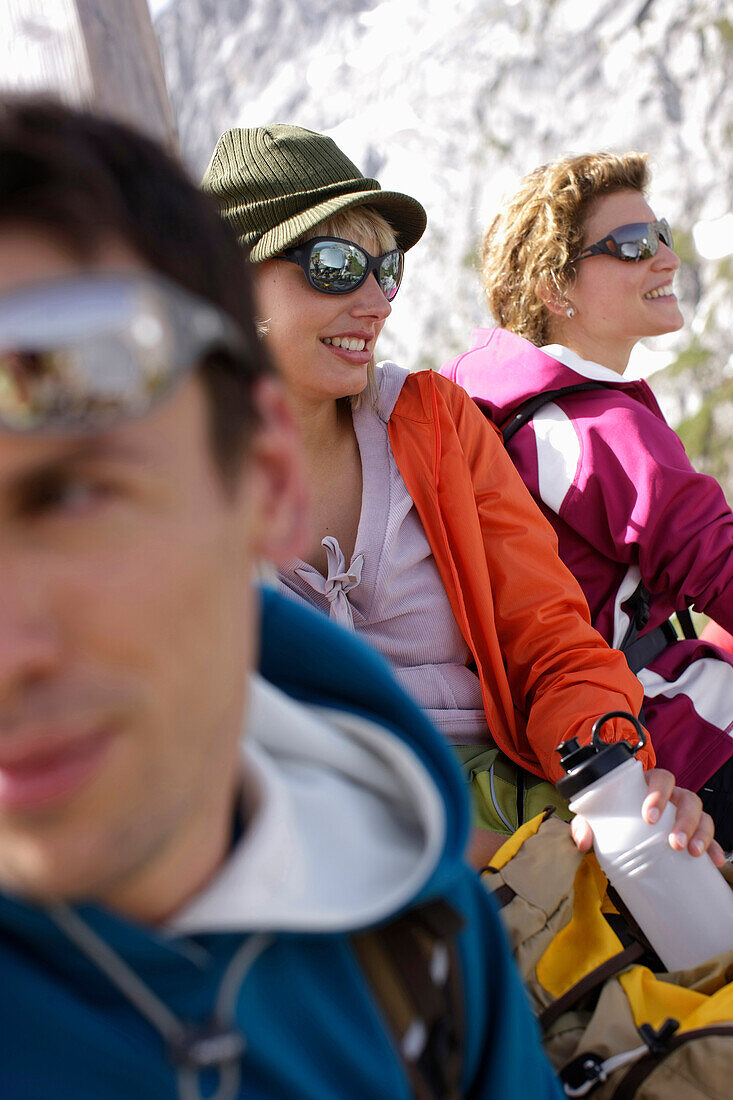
[0,589,561,1098]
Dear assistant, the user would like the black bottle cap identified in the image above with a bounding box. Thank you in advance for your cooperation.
[555,711,646,800]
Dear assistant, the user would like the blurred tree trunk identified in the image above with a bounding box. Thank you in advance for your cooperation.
[0,0,177,148]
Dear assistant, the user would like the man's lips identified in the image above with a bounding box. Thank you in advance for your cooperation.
[0,727,116,811]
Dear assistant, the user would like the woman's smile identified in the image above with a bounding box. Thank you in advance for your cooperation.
[321,331,373,365]
[642,281,676,301]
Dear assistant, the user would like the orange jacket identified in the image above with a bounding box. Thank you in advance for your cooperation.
[388,370,654,783]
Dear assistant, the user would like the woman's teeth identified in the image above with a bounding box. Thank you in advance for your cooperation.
[644,285,675,300]
[323,336,366,351]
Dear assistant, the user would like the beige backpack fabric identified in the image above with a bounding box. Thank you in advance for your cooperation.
[482,810,733,1099]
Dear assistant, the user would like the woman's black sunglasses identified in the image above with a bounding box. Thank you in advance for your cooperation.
[573,219,674,264]
[278,236,404,300]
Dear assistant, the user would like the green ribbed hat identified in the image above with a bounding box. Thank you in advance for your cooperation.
[202,124,427,261]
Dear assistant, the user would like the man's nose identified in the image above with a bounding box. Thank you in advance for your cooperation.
[0,585,62,701]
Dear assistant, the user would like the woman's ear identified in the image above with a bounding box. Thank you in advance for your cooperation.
[538,272,570,317]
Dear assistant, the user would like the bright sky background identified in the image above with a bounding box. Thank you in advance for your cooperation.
[142,0,733,270]
[147,0,174,17]
[142,0,733,382]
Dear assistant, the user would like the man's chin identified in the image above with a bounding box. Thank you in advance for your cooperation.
[0,818,133,906]
[0,845,96,904]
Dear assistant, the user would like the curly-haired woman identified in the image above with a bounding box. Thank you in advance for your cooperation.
[441,152,733,846]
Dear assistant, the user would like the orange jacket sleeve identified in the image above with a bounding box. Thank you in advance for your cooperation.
[389,371,654,783]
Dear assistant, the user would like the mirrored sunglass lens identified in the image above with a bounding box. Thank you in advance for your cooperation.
[618,239,649,260]
[309,242,367,292]
[379,252,403,300]
[0,337,171,432]
[0,349,63,429]
[658,220,673,249]
[614,223,662,261]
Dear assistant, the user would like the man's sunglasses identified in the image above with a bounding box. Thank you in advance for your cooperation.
[573,219,674,264]
[0,273,246,434]
[279,236,404,300]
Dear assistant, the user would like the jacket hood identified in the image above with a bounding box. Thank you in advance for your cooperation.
[171,673,449,934]
[257,587,469,878]
[440,327,634,423]
[251,588,469,921]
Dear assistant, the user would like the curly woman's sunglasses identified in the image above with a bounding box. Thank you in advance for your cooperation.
[573,219,674,264]
[278,236,405,300]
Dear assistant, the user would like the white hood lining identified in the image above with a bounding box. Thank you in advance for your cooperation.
[541,344,627,384]
[169,676,446,935]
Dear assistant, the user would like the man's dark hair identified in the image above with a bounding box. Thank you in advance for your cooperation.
[0,96,272,484]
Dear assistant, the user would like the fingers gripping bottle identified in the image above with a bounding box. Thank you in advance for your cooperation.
[556,711,733,972]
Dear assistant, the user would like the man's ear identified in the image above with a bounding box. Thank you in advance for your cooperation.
[241,377,309,566]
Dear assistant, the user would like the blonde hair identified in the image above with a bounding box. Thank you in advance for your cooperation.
[301,205,398,409]
[482,152,650,346]
[303,205,398,255]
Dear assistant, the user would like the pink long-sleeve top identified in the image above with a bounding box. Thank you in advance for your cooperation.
[279,361,490,745]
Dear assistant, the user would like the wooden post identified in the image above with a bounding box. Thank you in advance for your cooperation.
[0,0,177,148]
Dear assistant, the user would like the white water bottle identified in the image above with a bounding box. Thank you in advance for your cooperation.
[556,711,733,972]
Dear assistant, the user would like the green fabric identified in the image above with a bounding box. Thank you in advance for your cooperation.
[454,745,572,837]
[201,125,427,261]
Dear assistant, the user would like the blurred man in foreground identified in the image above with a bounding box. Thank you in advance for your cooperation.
[0,99,562,1099]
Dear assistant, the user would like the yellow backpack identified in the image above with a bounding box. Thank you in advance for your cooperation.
[483,810,733,1099]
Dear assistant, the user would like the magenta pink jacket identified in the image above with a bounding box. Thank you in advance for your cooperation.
[441,327,733,790]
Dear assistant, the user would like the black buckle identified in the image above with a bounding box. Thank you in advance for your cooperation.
[560,1051,607,1095]
[638,1017,679,1054]
[168,1022,246,1070]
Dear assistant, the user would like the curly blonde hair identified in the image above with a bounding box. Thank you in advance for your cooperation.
[482,152,650,346]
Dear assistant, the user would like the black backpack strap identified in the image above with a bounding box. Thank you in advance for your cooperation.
[618,581,687,674]
[352,900,465,1100]
[622,605,696,674]
[676,607,697,640]
[619,580,659,673]
[622,621,678,674]
[495,381,608,444]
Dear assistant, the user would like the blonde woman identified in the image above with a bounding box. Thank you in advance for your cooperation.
[205,127,719,864]
[442,151,733,847]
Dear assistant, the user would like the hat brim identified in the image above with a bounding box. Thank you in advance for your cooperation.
[247,189,427,261]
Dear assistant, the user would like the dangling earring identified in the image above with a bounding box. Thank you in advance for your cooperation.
[566,305,575,318]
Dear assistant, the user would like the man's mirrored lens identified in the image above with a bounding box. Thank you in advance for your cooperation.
[0,275,243,434]
[0,342,168,432]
